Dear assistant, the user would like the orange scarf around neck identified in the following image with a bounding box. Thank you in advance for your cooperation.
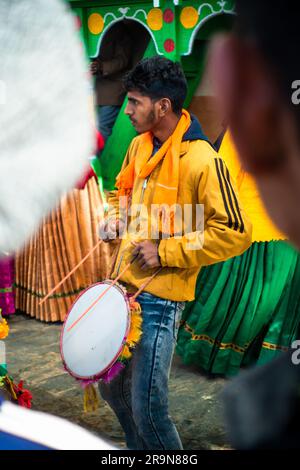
[116,109,191,209]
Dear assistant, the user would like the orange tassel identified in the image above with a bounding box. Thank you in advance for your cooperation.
[83,383,100,412]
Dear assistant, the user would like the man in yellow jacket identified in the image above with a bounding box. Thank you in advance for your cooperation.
[99,57,252,450]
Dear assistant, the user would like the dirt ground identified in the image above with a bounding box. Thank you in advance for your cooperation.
[4,313,231,450]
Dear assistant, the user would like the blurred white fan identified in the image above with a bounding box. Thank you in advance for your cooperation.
[0,0,93,253]
[0,396,118,450]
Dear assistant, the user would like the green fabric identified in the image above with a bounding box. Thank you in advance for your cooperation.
[176,241,300,376]
[0,287,13,293]
[14,279,103,299]
[0,364,7,377]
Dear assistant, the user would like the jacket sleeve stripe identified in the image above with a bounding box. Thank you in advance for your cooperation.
[214,158,233,229]
[225,167,245,234]
[219,159,240,231]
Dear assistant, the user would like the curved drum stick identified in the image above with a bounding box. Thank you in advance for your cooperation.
[39,239,103,306]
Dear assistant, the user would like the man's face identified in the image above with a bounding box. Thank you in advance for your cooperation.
[125,91,159,134]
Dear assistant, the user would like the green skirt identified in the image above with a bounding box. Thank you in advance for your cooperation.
[176,241,300,376]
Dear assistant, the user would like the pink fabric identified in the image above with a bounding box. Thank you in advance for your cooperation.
[75,166,98,190]
[75,130,104,190]
[96,130,104,153]
[0,257,15,316]
[101,361,125,384]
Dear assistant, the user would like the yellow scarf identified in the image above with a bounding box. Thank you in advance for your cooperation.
[116,109,191,209]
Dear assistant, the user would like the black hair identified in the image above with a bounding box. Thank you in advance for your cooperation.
[235,1,300,113]
[123,56,187,115]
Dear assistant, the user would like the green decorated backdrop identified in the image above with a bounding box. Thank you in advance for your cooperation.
[69,0,234,188]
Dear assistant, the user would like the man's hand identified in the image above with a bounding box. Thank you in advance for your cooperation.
[132,241,161,271]
[99,219,124,242]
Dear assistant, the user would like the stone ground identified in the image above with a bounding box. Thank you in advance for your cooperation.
[4,313,231,450]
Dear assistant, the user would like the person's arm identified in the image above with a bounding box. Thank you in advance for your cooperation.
[158,156,252,269]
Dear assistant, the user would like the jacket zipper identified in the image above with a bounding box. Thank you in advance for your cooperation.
[138,177,149,209]
[115,177,149,276]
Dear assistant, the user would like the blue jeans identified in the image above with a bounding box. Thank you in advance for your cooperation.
[96,105,120,142]
[99,291,185,450]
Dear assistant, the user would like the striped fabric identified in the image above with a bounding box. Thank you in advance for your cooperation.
[15,179,110,322]
[214,158,245,233]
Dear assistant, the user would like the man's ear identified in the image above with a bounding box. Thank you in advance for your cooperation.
[210,34,285,175]
[158,98,172,116]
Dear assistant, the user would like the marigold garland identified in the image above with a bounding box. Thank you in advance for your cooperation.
[0,315,9,340]
[118,298,143,362]
[0,310,32,407]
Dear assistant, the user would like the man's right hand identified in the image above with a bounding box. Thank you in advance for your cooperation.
[99,219,124,242]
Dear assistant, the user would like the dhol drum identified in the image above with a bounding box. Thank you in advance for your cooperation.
[60,281,139,384]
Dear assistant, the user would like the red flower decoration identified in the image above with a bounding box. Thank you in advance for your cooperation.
[13,380,33,409]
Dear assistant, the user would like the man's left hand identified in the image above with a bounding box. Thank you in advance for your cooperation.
[132,241,161,271]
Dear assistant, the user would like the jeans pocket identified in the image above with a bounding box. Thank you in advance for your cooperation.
[173,302,185,341]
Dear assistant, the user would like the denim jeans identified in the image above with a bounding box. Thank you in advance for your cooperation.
[96,105,120,142]
[99,291,185,450]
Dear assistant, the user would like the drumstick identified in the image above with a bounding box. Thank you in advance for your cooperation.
[66,260,133,332]
[39,239,103,306]
[67,260,162,333]
[131,267,163,301]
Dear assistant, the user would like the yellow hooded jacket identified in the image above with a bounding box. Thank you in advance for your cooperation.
[106,117,252,301]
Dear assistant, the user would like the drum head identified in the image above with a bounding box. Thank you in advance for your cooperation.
[61,282,129,380]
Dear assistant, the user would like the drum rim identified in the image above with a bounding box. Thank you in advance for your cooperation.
[60,280,131,381]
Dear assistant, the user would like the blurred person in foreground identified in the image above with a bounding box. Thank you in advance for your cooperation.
[211,0,300,449]
[0,0,114,450]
